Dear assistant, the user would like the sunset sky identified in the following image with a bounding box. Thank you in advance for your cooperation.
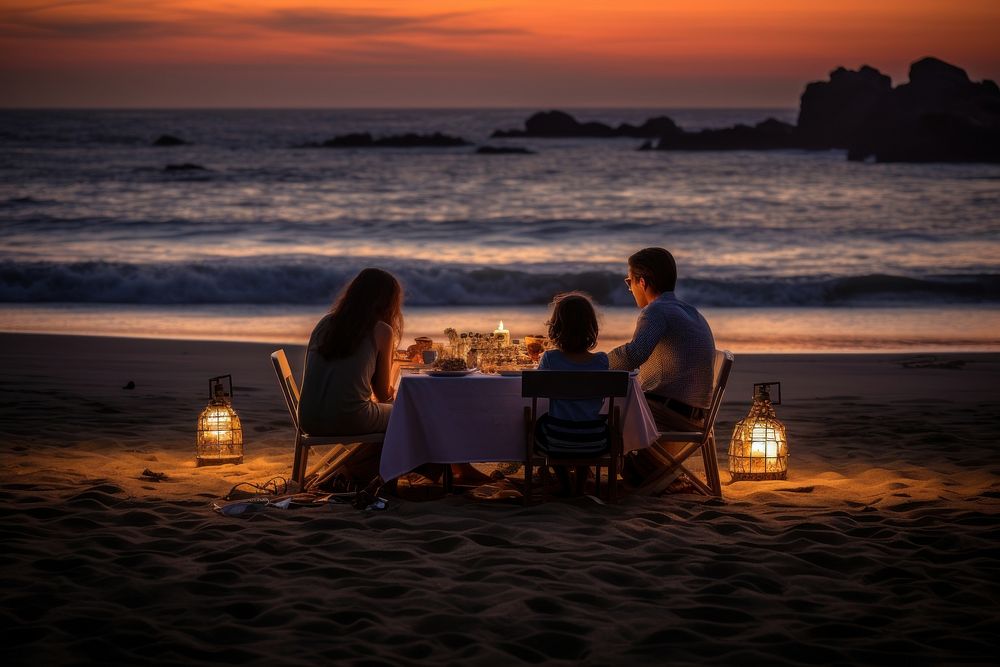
[2,0,998,107]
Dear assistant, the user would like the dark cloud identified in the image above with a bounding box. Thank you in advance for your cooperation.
[250,9,422,36]
[0,6,526,41]
[248,8,525,38]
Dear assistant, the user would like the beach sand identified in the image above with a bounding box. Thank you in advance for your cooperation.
[1,333,998,665]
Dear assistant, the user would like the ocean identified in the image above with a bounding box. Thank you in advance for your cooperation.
[2,108,998,352]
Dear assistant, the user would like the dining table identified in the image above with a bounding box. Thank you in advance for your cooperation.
[378,369,661,482]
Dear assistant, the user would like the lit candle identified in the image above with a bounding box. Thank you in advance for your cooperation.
[494,320,511,347]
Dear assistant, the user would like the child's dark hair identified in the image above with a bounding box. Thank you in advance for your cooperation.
[546,292,599,353]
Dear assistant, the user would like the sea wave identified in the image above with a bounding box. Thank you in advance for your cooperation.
[0,259,996,307]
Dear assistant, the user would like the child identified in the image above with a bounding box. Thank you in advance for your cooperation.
[535,292,610,494]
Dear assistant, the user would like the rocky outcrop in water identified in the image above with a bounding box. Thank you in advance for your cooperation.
[318,132,469,148]
[494,57,1000,162]
[843,58,1000,162]
[492,111,611,138]
[164,163,208,171]
[797,65,893,149]
[152,135,188,147]
[655,118,798,151]
[492,111,680,139]
[618,116,681,139]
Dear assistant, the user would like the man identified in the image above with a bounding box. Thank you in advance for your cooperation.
[607,247,716,484]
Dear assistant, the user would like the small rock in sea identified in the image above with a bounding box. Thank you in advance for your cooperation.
[321,132,374,147]
[164,163,208,171]
[122,380,135,390]
[152,134,188,147]
[637,140,654,151]
[475,145,535,155]
[492,110,615,138]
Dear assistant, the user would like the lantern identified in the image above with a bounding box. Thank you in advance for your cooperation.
[196,375,243,467]
[728,382,787,480]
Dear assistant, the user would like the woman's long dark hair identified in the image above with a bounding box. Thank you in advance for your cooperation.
[546,291,599,353]
[316,268,403,359]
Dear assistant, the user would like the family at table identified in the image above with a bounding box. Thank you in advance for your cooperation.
[297,246,716,494]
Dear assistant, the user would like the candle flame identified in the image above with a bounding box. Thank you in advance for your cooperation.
[498,320,504,330]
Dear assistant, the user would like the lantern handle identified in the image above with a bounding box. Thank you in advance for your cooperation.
[753,382,781,405]
[209,374,233,399]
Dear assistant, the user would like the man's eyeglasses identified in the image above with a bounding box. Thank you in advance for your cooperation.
[624,276,633,292]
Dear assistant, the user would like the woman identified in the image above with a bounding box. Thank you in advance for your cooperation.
[298,268,402,437]
[300,267,491,491]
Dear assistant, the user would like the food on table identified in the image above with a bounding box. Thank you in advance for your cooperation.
[434,357,469,372]
[406,336,435,362]
[437,324,538,372]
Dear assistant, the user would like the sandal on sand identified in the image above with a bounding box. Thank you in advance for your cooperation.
[664,475,699,495]
[213,498,271,517]
[223,477,288,500]
[466,480,523,502]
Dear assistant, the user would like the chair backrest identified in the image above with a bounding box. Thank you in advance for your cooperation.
[270,349,301,430]
[703,350,735,433]
[521,370,630,400]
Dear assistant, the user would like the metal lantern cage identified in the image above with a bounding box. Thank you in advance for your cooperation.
[196,375,244,467]
[728,382,787,481]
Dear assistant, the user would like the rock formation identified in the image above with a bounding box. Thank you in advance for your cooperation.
[152,134,188,147]
[655,118,798,151]
[492,111,614,138]
[494,57,999,162]
[844,57,1000,162]
[797,65,893,149]
[492,111,680,139]
[164,163,208,171]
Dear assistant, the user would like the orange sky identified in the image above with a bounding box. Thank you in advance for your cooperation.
[2,0,998,107]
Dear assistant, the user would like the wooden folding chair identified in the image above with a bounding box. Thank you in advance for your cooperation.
[636,349,734,498]
[270,349,384,489]
[522,370,630,505]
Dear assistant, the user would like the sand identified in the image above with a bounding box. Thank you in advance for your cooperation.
[1,332,998,665]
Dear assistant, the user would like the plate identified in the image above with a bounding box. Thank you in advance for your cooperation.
[427,369,478,377]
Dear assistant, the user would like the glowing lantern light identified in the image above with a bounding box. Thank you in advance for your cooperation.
[196,375,243,467]
[728,382,787,480]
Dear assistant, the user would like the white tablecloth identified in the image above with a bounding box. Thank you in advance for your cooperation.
[379,372,660,482]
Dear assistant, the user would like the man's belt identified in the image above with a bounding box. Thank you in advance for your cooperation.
[643,393,705,420]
